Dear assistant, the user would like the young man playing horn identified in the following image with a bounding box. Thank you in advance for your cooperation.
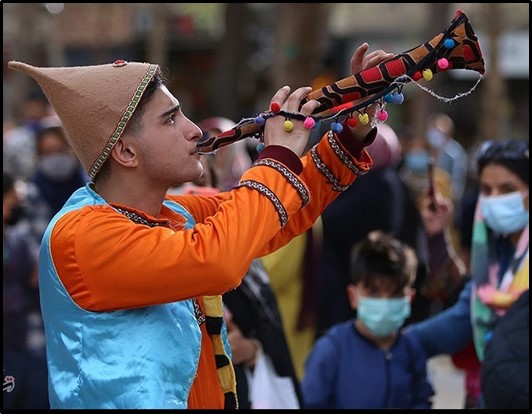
[8,43,392,409]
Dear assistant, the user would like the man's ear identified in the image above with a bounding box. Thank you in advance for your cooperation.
[346,284,359,310]
[109,138,138,168]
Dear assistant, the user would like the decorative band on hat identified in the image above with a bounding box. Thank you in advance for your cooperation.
[88,64,159,180]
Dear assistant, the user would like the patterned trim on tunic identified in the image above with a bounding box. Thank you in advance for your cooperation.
[253,158,310,208]
[327,130,369,176]
[310,146,350,192]
[191,296,206,326]
[113,206,170,227]
[235,180,288,228]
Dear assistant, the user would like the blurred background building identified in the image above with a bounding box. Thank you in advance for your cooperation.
[3,3,529,151]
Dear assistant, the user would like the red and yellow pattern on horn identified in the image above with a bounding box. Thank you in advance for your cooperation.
[197,9,485,154]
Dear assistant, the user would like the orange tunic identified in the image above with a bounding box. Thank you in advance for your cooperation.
[48,130,374,408]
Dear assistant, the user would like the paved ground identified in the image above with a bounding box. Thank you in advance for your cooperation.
[428,355,466,409]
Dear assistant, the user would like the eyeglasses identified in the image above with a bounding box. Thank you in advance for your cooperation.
[476,139,529,163]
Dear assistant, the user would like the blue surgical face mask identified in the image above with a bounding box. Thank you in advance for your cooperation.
[404,151,430,173]
[479,191,529,235]
[426,127,446,149]
[357,296,411,337]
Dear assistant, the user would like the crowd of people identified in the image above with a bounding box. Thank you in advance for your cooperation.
[3,42,528,410]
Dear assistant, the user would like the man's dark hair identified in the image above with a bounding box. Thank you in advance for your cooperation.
[125,68,166,136]
[95,69,165,181]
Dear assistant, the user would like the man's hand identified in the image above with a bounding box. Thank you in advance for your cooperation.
[346,43,395,142]
[350,42,394,74]
[263,86,320,157]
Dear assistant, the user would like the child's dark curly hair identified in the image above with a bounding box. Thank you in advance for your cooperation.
[350,230,417,296]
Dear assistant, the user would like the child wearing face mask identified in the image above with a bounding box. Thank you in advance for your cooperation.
[301,231,434,409]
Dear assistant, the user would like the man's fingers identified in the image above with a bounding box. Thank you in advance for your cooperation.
[300,99,320,117]
[350,42,370,74]
[350,43,394,74]
[363,51,395,70]
[284,86,312,112]
[270,85,291,110]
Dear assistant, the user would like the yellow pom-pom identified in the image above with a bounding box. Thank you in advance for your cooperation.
[422,69,433,81]
[283,120,294,132]
[358,113,369,125]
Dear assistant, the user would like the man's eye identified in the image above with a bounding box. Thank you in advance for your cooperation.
[168,113,176,124]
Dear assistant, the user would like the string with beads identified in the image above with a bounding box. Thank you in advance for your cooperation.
[195,12,486,157]
[247,35,483,153]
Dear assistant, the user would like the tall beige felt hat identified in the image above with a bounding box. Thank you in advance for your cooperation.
[8,60,159,180]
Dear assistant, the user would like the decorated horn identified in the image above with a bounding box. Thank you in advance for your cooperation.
[196,9,485,154]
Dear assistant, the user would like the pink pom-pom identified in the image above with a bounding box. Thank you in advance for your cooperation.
[377,110,389,122]
[303,117,316,130]
[437,58,450,70]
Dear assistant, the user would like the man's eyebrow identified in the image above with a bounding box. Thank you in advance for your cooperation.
[160,104,180,118]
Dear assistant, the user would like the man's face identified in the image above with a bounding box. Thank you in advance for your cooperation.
[130,86,204,188]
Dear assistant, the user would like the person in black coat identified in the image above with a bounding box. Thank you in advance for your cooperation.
[223,260,302,409]
[481,290,529,409]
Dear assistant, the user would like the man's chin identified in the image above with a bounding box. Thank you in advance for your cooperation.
[193,176,208,187]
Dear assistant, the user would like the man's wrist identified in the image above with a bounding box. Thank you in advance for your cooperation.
[337,126,377,158]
